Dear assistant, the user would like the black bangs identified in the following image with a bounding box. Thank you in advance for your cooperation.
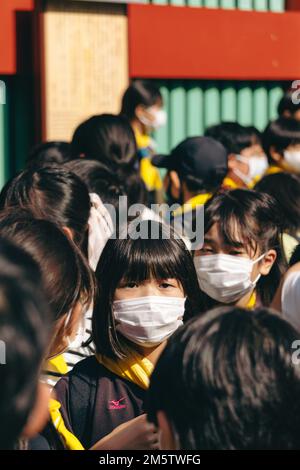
[118,236,186,285]
[204,190,279,256]
[112,220,186,285]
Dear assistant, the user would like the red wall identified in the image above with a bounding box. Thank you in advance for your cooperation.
[128,5,300,80]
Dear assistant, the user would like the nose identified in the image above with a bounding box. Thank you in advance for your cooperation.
[139,282,159,297]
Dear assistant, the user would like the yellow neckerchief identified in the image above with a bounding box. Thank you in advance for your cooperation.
[49,399,84,450]
[264,165,283,176]
[173,193,212,216]
[46,355,68,375]
[134,128,162,192]
[246,291,257,309]
[222,176,240,189]
[134,127,152,150]
[96,346,154,390]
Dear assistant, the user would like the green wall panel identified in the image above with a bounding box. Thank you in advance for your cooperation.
[148,0,285,9]
[0,76,35,189]
[154,80,287,153]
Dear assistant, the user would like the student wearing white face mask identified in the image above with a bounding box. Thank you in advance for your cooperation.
[121,80,167,203]
[54,220,200,449]
[205,123,268,190]
[272,243,300,331]
[262,117,300,176]
[193,189,285,313]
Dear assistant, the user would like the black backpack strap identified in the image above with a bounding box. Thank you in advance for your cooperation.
[68,358,98,449]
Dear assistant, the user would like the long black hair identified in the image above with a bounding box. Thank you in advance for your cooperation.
[0,209,94,322]
[121,80,162,121]
[71,114,138,173]
[198,189,285,311]
[0,236,50,449]
[0,166,91,250]
[92,220,200,360]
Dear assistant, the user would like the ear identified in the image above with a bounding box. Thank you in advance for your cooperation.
[168,170,181,200]
[260,249,277,276]
[21,383,50,439]
[135,104,146,120]
[228,153,238,169]
[157,411,178,450]
[269,146,283,163]
[62,226,74,241]
[283,110,292,118]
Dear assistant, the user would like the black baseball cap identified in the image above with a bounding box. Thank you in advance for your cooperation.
[152,137,228,185]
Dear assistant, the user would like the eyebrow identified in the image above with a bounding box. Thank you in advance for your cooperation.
[203,237,216,244]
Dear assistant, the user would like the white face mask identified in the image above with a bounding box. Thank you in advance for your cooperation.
[284,150,300,172]
[281,271,300,332]
[113,296,185,348]
[235,155,269,183]
[194,253,265,304]
[139,108,167,130]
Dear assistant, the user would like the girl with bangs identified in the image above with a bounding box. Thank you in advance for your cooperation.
[193,189,286,313]
[54,220,200,449]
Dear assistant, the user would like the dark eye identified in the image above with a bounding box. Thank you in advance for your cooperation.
[120,282,138,289]
[201,246,214,254]
[159,282,174,288]
[229,250,244,256]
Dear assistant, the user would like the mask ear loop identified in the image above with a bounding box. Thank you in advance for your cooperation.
[233,154,255,185]
[251,252,267,285]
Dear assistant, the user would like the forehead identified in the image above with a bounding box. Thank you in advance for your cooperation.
[205,222,243,246]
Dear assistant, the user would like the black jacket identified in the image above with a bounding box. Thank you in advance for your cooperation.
[54,356,146,449]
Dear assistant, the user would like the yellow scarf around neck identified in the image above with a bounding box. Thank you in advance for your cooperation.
[49,399,84,450]
[96,346,154,390]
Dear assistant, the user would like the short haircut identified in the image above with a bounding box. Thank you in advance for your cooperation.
[278,90,300,117]
[147,306,300,449]
[262,117,300,163]
[121,80,162,121]
[0,237,50,449]
[91,220,200,359]
[205,122,261,155]
[254,172,300,234]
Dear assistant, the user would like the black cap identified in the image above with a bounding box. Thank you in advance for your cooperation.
[152,137,228,184]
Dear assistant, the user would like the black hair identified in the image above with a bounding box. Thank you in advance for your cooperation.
[0,237,50,449]
[254,173,300,236]
[121,80,163,121]
[204,122,261,155]
[278,90,300,117]
[289,243,300,267]
[0,166,91,249]
[0,209,94,321]
[27,141,71,169]
[71,114,138,174]
[64,158,147,208]
[92,220,200,360]
[147,306,300,450]
[262,117,300,163]
[198,189,285,311]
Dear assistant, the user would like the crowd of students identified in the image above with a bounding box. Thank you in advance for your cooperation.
[2,81,300,450]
